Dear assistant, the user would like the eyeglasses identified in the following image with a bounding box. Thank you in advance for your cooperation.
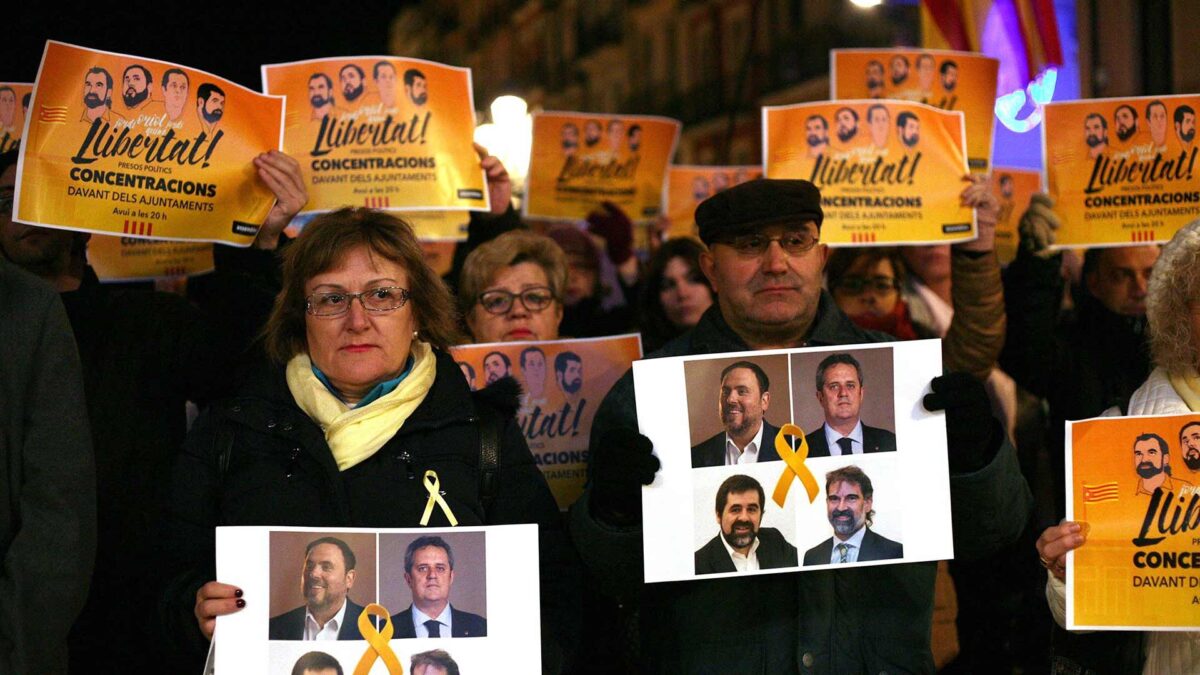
[834,276,900,295]
[477,286,556,315]
[305,286,410,317]
[718,229,819,257]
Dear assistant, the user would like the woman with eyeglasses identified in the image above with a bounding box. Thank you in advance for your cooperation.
[457,230,568,343]
[825,247,919,340]
[158,208,578,672]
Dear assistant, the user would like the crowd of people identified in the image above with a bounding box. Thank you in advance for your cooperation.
[2,130,1196,674]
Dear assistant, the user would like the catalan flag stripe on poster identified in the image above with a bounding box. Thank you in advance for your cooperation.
[1081,482,1118,503]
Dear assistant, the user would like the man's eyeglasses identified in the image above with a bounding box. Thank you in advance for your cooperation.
[834,276,900,295]
[477,286,556,315]
[305,286,411,317]
[719,229,819,257]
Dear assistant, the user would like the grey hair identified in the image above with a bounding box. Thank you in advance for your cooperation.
[1147,218,1200,375]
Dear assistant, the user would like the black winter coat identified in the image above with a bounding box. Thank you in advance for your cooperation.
[158,350,580,673]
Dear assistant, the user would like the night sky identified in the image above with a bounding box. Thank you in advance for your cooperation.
[3,3,400,90]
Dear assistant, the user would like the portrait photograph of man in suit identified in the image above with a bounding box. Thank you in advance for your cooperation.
[268,536,372,641]
[687,358,790,468]
[386,534,487,638]
[801,351,897,457]
[803,465,904,566]
[694,473,798,574]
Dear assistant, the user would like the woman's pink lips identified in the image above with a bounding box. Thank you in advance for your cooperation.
[340,344,377,353]
[507,328,534,339]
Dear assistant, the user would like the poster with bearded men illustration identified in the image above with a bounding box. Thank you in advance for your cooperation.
[634,340,953,583]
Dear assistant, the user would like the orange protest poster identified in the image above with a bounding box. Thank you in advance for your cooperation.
[990,167,1042,265]
[1066,413,1200,630]
[86,234,214,281]
[0,83,32,154]
[1043,94,1200,248]
[262,56,487,216]
[448,334,642,509]
[831,49,998,172]
[665,165,762,238]
[14,41,283,246]
[401,209,470,241]
[524,112,680,224]
[764,100,975,245]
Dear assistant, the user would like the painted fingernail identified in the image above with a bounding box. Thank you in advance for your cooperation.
[234,589,243,598]
[236,598,246,608]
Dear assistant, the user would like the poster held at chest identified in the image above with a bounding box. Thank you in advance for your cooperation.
[15,41,284,246]
[831,48,998,172]
[214,524,541,674]
[523,112,680,224]
[634,340,954,583]
[764,100,975,246]
[1066,413,1200,630]
[449,334,642,510]
[262,56,488,228]
[1042,94,1200,248]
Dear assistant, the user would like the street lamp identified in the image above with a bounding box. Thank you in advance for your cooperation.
[474,95,533,203]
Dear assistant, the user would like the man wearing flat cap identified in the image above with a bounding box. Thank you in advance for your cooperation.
[570,178,1032,672]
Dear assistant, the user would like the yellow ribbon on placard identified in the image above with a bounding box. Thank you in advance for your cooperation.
[772,423,820,508]
[353,603,403,675]
[419,470,459,526]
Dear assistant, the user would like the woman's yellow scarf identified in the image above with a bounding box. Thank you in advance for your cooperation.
[286,341,436,471]
[1169,368,1200,412]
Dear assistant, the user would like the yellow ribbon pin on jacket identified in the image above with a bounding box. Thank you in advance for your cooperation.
[420,470,459,526]
[772,423,819,507]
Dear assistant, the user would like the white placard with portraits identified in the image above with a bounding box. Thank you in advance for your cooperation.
[214,524,540,674]
[634,339,954,583]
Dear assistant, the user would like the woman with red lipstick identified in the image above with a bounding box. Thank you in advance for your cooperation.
[160,209,578,672]
[458,230,568,343]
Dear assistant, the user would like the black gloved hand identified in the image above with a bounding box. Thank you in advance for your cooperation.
[589,427,660,526]
[922,372,1002,473]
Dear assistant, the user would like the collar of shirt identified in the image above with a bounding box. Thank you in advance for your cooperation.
[719,532,761,572]
[1137,475,1190,495]
[830,525,868,564]
[824,420,864,455]
[304,598,349,640]
[725,420,766,465]
[412,603,453,637]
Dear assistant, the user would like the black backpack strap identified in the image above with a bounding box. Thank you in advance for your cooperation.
[475,402,503,517]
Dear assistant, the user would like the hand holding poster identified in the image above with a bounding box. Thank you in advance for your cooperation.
[764,100,975,245]
[989,167,1042,265]
[831,49,998,172]
[0,83,33,154]
[524,112,680,223]
[634,340,952,583]
[15,41,284,246]
[1043,94,1200,248]
[262,56,488,219]
[665,165,762,239]
[1065,413,1200,630]
[215,525,540,674]
[449,334,642,509]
